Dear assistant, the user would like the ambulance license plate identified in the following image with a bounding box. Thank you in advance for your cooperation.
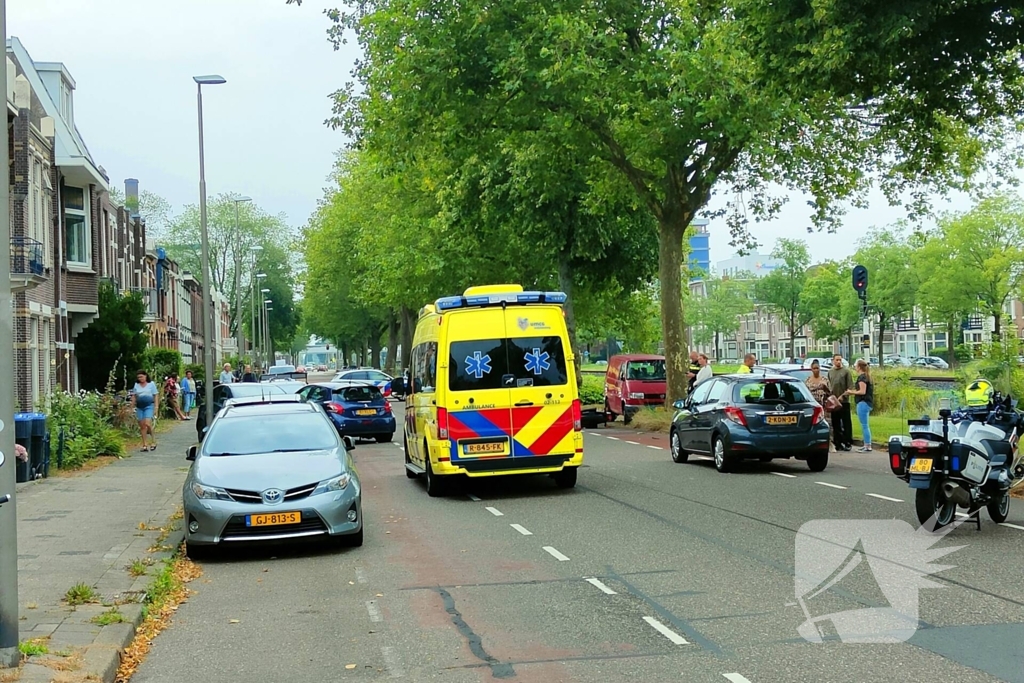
[465,442,505,455]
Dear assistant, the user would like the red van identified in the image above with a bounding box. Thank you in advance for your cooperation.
[604,354,667,424]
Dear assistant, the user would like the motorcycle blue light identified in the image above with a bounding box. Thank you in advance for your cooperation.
[951,456,960,470]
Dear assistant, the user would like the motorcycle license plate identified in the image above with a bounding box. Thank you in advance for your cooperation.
[909,458,933,474]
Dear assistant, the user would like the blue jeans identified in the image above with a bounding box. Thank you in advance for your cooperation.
[183,393,195,414]
[856,401,872,446]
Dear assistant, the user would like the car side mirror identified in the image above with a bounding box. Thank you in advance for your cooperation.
[343,436,356,451]
[673,399,687,411]
[186,445,197,461]
[391,378,406,395]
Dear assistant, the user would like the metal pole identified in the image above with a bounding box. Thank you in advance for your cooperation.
[234,201,242,359]
[264,303,271,367]
[250,268,256,368]
[197,83,215,427]
[0,0,23,665]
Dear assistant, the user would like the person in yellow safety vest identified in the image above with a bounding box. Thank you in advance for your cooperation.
[737,353,755,374]
[965,379,993,407]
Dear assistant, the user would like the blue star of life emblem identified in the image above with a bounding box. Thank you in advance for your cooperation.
[524,348,550,375]
[464,351,492,379]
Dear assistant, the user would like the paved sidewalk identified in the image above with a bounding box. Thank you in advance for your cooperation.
[9,420,195,682]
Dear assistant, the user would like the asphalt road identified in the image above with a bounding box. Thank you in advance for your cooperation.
[133,400,1024,683]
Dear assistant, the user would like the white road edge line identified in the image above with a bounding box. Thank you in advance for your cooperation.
[642,616,688,645]
[366,600,383,623]
[625,440,640,445]
[467,494,482,502]
[866,493,904,503]
[999,522,1024,531]
[771,472,797,479]
[722,674,753,683]
[381,645,404,679]
[355,567,368,584]
[584,577,617,595]
[607,436,620,441]
[647,445,663,450]
[485,506,504,517]
[815,481,848,490]
[510,523,533,535]
[542,546,570,562]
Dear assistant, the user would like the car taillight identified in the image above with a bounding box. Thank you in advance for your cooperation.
[437,407,449,440]
[571,399,582,431]
[724,406,747,426]
[384,401,392,414]
[326,403,343,414]
[811,405,824,425]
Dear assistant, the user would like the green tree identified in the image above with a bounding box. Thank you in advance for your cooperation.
[315,0,1020,402]
[854,227,919,357]
[754,240,813,361]
[801,261,864,354]
[912,233,977,368]
[249,243,301,357]
[74,284,149,391]
[686,277,753,361]
[107,187,173,237]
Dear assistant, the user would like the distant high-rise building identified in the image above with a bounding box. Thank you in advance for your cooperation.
[687,218,710,279]
[716,253,784,279]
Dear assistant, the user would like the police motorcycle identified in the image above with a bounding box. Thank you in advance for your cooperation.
[888,389,1024,530]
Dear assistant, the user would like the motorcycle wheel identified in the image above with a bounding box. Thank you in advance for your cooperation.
[987,492,1010,524]
[915,479,956,530]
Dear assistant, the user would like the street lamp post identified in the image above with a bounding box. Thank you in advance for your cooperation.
[232,196,251,359]
[251,266,265,368]
[264,299,273,368]
[261,290,271,368]
[194,74,226,427]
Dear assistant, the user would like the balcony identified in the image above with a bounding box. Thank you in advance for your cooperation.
[11,237,46,293]
[131,287,160,322]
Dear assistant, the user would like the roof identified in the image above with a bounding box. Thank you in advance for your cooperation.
[222,399,312,417]
[718,373,801,381]
[7,37,107,190]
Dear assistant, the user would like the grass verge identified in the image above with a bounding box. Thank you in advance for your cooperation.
[91,608,127,626]
[628,408,673,432]
[63,583,98,607]
[115,547,201,683]
[18,638,49,657]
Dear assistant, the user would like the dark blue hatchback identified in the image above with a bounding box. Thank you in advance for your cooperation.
[669,374,831,473]
[298,383,396,443]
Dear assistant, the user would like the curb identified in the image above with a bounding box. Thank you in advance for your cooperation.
[18,527,186,683]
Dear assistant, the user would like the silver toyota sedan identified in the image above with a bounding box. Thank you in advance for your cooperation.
[182,398,362,557]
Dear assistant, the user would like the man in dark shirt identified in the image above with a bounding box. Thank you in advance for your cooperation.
[240,364,258,383]
[687,351,700,394]
[827,354,855,451]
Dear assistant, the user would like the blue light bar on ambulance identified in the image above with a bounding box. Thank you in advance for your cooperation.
[434,291,567,311]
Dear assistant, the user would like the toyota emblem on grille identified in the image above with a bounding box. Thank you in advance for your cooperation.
[776,404,787,413]
[262,488,283,504]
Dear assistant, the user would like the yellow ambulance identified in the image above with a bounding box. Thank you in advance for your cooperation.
[402,285,584,496]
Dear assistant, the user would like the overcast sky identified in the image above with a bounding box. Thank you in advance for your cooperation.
[10,0,985,266]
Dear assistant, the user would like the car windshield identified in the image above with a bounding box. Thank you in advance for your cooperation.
[230,384,286,398]
[734,380,813,404]
[335,386,382,403]
[624,360,666,381]
[203,412,337,456]
[269,365,296,374]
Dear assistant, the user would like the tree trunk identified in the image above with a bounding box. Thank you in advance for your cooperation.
[399,306,414,372]
[714,331,720,362]
[370,333,382,371]
[557,255,582,388]
[789,313,797,364]
[385,313,399,375]
[877,315,886,360]
[947,321,956,370]
[993,312,1001,339]
[658,214,689,403]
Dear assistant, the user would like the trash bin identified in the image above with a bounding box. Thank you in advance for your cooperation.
[14,413,32,483]
[29,413,48,479]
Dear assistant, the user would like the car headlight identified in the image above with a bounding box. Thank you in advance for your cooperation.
[191,481,232,501]
[312,473,351,495]
[629,392,645,399]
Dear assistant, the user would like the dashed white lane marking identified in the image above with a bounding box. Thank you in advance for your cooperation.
[366,600,383,622]
[647,445,663,450]
[485,506,504,517]
[771,472,797,478]
[693,456,714,461]
[722,674,753,683]
[355,567,368,584]
[642,616,688,645]
[467,494,482,502]
[999,522,1024,531]
[866,493,903,502]
[510,524,533,536]
[542,546,571,562]
[394,443,403,449]
[956,512,970,518]
[381,646,404,678]
[625,440,640,445]
[584,577,617,595]
[815,481,848,490]
[607,436,621,441]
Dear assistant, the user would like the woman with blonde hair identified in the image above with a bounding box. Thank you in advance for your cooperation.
[844,359,874,452]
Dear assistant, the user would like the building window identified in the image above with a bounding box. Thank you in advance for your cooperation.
[65,186,90,266]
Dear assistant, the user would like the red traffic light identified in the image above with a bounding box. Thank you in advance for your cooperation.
[852,265,868,293]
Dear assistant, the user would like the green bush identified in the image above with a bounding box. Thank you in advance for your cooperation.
[46,391,126,469]
[930,347,949,363]
[954,344,974,364]
[872,368,934,416]
[958,340,1024,399]
[579,374,605,406]
[144,347,182,383]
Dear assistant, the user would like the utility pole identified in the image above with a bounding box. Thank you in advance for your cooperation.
[232,197,250,359]
[0,0,23,666]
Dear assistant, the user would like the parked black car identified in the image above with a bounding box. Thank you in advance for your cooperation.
[669,373,831,473]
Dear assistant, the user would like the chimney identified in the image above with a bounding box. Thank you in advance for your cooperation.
[124,178,140,219]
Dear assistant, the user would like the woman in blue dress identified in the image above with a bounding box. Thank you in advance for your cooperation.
[131,370,159,452]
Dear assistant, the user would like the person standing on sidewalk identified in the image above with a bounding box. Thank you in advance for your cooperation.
[846,359,874,452]
[240,364,258,383]
[695,353,713,385]
[828,354,854,451]
[219,363,235,385]
[738,353,755,373]
[181,370,196,418]
[131,371,159,452]
[165,374,188,421]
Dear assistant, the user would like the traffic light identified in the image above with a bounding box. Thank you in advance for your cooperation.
[852,265,868,297]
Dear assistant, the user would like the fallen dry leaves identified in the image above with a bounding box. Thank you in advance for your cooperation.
[114,553,202,683]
